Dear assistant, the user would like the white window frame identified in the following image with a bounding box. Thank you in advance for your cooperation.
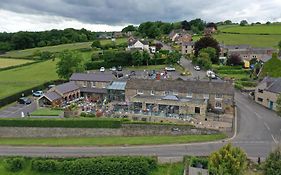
[151,90,155,96]
[91,82,96,88]
[215,101,222,109]
[186,93,193,98]
[164,91,169,96]
[215,94,223,100]
[137,90,143,95]
[203,94,209,99]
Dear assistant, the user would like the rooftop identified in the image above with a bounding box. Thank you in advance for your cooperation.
[70,73,115,82]
[54,82,79,94]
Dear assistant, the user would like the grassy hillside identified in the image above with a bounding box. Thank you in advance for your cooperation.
[260,56,281,78]
[0,58,34,68]
[0,60,58,99]
[219,24,281,35]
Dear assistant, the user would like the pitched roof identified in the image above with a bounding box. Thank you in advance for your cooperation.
[126,79,234,95]
[263,77,281,94]
[128,39,149,46]
[182,42,194,46]
[80,87,107,94]
[54,82,79,94]
[42,91,62,102]
[70,73,115,82]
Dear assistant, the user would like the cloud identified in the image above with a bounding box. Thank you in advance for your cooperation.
[0,0,281,32]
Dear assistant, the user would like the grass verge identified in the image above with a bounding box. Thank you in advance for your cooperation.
[150,163,184,175]
[0,134,226,146]
[30,108,63,116]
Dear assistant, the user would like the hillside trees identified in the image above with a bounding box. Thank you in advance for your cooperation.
[121,25,137,33]
[227,53,243,66]
[240,20,248,26]
[56,50,85,79]
[194,36,220,62]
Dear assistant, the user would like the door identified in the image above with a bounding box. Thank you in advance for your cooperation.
[269,101,274,110]
[195,107,200,114]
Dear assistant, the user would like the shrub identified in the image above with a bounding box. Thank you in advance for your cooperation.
[31,159,58,173]
[4,157,25,172]
[190,157,208,169]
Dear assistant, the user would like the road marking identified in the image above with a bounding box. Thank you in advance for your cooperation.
[254,112,262,119]
[264,122,270,131]
[271,134,278,144]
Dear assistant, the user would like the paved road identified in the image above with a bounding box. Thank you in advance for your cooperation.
[0,92,280,159]
[0,101,36,118]
[180,57,206,79]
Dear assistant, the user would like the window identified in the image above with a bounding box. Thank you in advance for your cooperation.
[137,90,143,95]
[215,94,223,99]
[83,81,87,87]
[258,89,263,93]
[203,94,209,99]
[195,107,200,114]
[173,91,178,95]
[186,93,193,98]
[164,91,169,95]
[215,102,222,109]
[91,82,96,87]
[151,90,155,95]
[257,97,263,102]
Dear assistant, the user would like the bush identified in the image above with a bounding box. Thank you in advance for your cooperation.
[31,159,58,173]
[4,157,25,172]
[0,118,121,128]
[190,157,208,169]
[264,146,281,175]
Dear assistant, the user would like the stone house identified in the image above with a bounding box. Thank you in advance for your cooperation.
[127,39,149,52]
[70,73,115,102]
[169,30,192,44]
[125,79,234,117]
[255,77,281,111]
[38,82,80,107]
[182,42,194,55]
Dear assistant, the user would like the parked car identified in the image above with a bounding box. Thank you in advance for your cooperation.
[194,66,200,71]
[100,67,105,72]
[48,84,55,89]
[110,66,116,71]
[32,90,43,97]
[165,66,176,71]
[130,70,136,76]
[206,70,216,78]
[117,66,122,71]
[18,97,32,105]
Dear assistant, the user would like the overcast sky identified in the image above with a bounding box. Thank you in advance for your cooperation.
[0,0,281,32]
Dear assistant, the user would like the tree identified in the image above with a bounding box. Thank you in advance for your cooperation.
[206,22,217,30]
[166,51,181,65]
[200,47,218,64]
[132,51,143,66]
[181,20,191,30]
[276,94,281,116]
[194,36,220,59]
[278,40,281,49]
[56,50,85,79]
[197,52,212,70]
[264,146,281,175]
[227,53,243,66]
[240,20,248,26]
[266,21,271,25]
[224,20,232,25]
[39,51,54,60]
[122,25,137,33]
[91,40,101,48]
[143,51,151,66]
[209,143,247,175]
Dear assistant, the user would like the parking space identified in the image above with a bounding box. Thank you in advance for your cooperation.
[0,99,37,118]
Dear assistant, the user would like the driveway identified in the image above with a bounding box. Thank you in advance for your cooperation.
[179,57,206,79]
[0,99,37,118]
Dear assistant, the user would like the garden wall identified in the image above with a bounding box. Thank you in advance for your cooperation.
[0,124,220,138]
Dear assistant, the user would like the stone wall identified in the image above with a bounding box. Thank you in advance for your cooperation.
[0,124,220,138]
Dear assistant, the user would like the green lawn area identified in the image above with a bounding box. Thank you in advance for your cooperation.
[0,60,58,99]
[30,108,63,116]
[127,64,166,71]
[0,58,34,68]
[150,163,184,175]
[219,24,281,35]
[260,56,281,78]
[100,37,127,45]
[213,33,281,48]
[0,134,226,146]
[0,159,42,175]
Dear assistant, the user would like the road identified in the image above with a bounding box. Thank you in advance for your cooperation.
[0,91,280,160]
[0,101,36,118]
[180,57,206,79]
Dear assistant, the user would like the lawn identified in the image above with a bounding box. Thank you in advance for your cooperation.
[214,33,281,48]
[260,56,281,78]
[30,108,63,116]
[100,37,127,45]
[0,60,58,99]
[0,134,226,146]
[0,58,34,68]
[150,163,184,175]
[219,24,281,35]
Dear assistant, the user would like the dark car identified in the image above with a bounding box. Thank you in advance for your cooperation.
[18,97,32,105]
[130,70,136,76]
[117,66,122,71]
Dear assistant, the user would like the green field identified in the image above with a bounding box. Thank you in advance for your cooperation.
[219,24,281,35]
[150,163,184,175]
[0,134,226,146]
[214,33,281,48]
[0,58,34,68]
[0,60,58,99]
[260,56,281,78]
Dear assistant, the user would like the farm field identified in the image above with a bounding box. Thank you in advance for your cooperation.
[219,24,281,34]
[213,33,281,48]
[1,38,127,58]
[0,60,58,99]
[0,58,34,68]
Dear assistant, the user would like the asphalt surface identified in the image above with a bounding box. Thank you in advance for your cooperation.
[0,92,279,160]
[180,57,206,79]
[0,101,36,118]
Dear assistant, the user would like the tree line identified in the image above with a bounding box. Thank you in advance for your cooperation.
[0,28,96,52]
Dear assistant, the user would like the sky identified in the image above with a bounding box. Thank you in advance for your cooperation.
[0,0,281,32]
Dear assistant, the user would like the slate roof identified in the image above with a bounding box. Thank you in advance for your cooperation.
[262,77,281,94]
[126,79,234,95]
[182,42,194,46]
[42,91,62,101]
[80,87,107,94]
[70,73,115,82]
[54,82,79,94]
[162,95,179,101]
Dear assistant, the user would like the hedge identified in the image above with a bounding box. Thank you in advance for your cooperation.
[0,60,40,72]
[31,156,157,175]
[215,69,250,75]
[0,118,122,128]
[3,157,25,172]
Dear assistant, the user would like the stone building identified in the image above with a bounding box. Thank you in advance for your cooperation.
[125,79,234,117]
[182,42,194,55]
[255,77,281,111]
